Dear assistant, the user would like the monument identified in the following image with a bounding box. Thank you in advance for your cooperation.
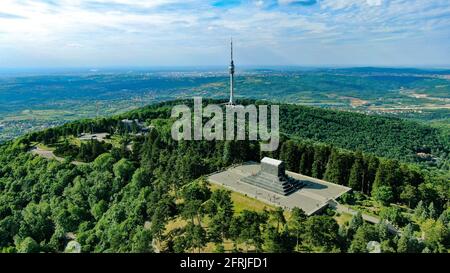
[209,158,352,215]
[240,157,301,195]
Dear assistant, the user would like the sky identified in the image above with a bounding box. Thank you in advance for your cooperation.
[0,0,449,68]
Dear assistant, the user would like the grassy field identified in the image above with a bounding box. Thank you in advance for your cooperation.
[334,212,353,227]
[36,142,56,151]
[209,183,275,214]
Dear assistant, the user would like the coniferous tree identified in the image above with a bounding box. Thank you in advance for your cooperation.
[348,212,364,238]
[414,200,426,219]
[262,226,294,253]
[373,159,401,199]
[303,216,340,251]
[324,150,354,185]
[397,224,421,253]
[271,207,286,233]
[364,155,379,195]
[131,227,153,253]
[311,145,331,179]
[207,189,234,242]
[348,152,366,191]
[428,202,437,219]
[280,140,299,172]
[223,141,233,166]
[400,184,418,208]
[373,185,394,206]
[184,222,207,253]
[288,208,307,251]
[299,146,314,176]
[349,224,378,253]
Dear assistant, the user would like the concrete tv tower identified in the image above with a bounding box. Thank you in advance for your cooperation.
[228,38,235,105]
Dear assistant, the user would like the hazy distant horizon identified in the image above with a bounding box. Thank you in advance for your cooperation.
[1,65,450,76]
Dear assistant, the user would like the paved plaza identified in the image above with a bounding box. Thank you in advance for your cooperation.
[78,133,110,141]
[208,162,351,215]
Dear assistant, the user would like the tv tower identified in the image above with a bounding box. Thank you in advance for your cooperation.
[228,38,235,105]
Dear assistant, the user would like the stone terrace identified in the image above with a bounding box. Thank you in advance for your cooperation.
[208,162,351,215]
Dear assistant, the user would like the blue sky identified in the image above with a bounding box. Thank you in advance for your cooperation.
[0,0,449,67]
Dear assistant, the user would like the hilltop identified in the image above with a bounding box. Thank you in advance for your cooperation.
[0,99,448,253]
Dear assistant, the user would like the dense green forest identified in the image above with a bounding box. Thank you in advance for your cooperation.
[0,99,448,253]
[126,99,450,168]
[279,104,449,168]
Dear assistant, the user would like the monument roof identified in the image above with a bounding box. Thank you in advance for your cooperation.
[261,157,283,166]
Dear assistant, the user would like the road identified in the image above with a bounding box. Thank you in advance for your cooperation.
[329,200,400,234]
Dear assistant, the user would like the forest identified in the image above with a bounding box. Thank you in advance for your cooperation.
[0,99,448,253]
[279,104,449,168]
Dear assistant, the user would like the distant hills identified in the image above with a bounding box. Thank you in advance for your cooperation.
[0,67,449,143]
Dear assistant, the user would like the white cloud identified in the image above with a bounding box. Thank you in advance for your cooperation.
[366,0,382,7]
[278,0,297,4]
[255,0,265,7]
[0,0,448,66]
[65,42,83,48]
[320,0,357,10]
[320,0,383,10]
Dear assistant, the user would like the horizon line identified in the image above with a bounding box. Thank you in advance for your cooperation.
[1,64,450,71]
